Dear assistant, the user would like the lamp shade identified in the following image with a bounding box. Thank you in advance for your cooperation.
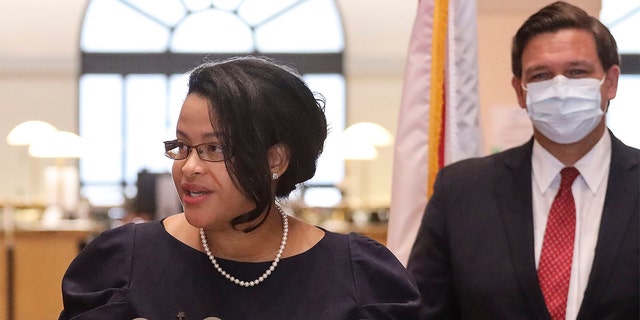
[29,131,83,158]
[6,120,58,146]
[342,141,378,160]
[335,122,393,160]
[342,122,393,147]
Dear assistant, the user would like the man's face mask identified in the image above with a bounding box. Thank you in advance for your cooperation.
[522,75,605,144]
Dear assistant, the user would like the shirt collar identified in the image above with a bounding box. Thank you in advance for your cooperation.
[532,132,611,194]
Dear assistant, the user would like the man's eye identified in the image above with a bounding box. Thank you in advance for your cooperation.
[529,73,550,82]
[567,69,588,77]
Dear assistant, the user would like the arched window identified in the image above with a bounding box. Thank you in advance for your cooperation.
[600,2,640,149]
[79,0,345,207]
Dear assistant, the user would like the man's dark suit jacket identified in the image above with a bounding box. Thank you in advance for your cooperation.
[407,132,639,320]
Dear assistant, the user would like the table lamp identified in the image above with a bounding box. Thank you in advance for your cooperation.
[28,130,83,221]
[340,122,393,209]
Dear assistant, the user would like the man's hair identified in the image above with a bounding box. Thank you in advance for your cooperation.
[511,1,619,78]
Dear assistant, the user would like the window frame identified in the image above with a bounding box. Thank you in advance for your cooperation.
[78,0,346,208]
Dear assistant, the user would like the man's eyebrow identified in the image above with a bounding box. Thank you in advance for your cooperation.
[523,60,594,74]
[565,60,594,68]
[523,65,549,75]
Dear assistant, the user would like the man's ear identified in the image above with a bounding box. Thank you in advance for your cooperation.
[512,76,527,109]
[268,143,290,178]
[603,65,620,101]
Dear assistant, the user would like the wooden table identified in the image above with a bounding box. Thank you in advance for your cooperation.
[1,219,101,320]
[348,223,388,245]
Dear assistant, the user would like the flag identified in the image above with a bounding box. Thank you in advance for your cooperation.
[387,0,482,265]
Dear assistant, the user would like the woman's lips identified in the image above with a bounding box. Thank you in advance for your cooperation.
[181,183,212,205]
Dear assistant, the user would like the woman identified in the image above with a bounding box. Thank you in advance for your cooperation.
[59,56,420,319]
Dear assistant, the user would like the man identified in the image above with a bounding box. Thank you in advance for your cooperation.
[407,2,639,319]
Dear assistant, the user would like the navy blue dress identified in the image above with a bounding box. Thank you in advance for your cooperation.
[59,220,420,319]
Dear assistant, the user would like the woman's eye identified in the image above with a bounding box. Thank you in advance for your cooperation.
[207,144,223,153]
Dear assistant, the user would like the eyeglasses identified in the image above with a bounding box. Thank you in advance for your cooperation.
[163,140,227,162]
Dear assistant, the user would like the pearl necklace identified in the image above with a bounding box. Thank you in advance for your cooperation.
[199,206,289,287]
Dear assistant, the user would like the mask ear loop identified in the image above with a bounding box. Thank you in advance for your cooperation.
[599,75,606,85]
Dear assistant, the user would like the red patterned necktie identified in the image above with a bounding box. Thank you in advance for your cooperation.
[538,167,580,320]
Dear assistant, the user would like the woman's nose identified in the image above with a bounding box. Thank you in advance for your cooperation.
[181,148,204,176]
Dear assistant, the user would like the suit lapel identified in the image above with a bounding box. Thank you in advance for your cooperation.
[578,133,640,318]
[495,139,550,319]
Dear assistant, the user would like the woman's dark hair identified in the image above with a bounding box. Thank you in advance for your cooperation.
[186,56,327,231]
[511,1,619,78]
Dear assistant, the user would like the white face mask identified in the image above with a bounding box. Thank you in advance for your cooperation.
[522,75,605,144]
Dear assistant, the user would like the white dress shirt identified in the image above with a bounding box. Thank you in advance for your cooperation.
[531,132,611,320]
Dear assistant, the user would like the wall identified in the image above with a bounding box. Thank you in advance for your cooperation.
[0,0,85,202]
[338,0,414,208]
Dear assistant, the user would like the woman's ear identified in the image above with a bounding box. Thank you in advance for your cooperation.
[268,143,290,178]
